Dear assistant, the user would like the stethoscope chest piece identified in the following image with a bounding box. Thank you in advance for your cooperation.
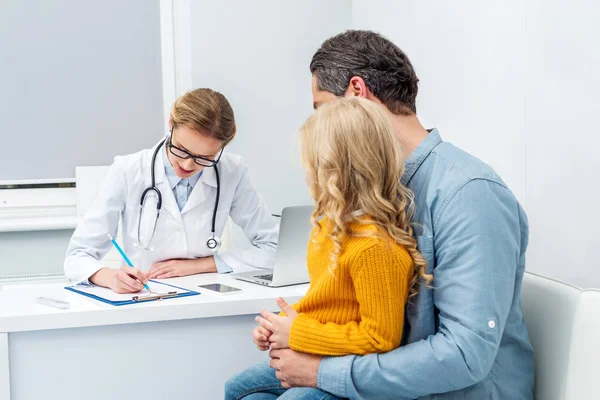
[206,235,221,251]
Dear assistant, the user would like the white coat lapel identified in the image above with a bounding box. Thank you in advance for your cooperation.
[151,147,183,225]
[181,165,218,215]
[158,180,183,224]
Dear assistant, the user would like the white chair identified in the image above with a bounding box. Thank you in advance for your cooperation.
[521,272,600,399]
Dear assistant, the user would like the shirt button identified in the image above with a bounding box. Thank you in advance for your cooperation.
[488,320,496,329]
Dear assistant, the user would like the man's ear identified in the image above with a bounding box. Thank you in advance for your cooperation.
[345,76,369,98]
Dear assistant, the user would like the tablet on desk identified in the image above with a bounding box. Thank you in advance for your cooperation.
[198,283,242,295]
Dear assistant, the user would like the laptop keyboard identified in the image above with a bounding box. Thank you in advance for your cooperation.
[255,273,273,281]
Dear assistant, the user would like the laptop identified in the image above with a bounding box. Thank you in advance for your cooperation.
[233,205,313,287]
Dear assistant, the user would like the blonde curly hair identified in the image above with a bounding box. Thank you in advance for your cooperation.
[300,97,432,295]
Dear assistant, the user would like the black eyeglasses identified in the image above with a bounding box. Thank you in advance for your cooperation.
[166,135,223,167]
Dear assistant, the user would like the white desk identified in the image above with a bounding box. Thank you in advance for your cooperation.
[0,274,308,400]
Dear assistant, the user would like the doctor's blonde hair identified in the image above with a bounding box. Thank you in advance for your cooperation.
[300,97,432,295]
[171,88,237,145]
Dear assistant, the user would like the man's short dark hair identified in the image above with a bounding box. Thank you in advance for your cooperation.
[310,30,419,115]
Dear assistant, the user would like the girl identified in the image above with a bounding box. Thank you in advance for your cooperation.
[225,97,432,399]
[64,88,278,293]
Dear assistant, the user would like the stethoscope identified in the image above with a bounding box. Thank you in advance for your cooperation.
[137,139,221,251]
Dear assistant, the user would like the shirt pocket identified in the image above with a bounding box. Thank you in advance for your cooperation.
[407,235,435,315]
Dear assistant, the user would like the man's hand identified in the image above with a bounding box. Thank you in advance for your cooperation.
[256,298,298,349]
[147,257,216,279]
[269,348,322,389]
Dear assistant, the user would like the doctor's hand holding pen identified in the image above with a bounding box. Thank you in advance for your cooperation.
[89,266,149,294]
[87,234,150,294]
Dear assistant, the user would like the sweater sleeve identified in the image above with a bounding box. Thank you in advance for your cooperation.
[289,244,412,356]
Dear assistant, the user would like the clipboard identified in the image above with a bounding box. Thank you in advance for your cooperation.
[64,280,200,306]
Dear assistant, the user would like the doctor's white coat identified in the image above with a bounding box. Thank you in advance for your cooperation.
[64,142,279,284]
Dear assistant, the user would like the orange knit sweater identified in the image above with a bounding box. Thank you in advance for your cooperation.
[288,217,414,356]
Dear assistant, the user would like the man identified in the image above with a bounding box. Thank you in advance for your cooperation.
[269,30,534,399]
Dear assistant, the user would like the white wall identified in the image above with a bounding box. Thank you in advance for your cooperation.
[353,0,600,288]
[188,0,353,246]
[188,0,352,213]
[353,0,527,206]
[524,0,600,288]
[0,0,353,277]
[7,0,596,287]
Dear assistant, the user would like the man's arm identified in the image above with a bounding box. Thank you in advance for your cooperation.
[316,179,523,399]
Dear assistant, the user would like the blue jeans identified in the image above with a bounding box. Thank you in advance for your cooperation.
[224,361,342,400]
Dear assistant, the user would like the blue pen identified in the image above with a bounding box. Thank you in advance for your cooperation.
[106,234,150,291]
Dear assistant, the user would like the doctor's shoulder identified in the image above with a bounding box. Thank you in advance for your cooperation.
[217,151,249,182]
[104,148,150,191]
[110,148,145,171]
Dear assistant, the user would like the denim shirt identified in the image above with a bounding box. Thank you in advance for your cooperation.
[318,129,534,399]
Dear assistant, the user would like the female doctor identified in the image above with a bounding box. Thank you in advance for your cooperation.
[64,88,278,293]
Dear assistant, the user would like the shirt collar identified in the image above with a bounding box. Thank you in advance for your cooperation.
[162,145,202,190]
[401,128,442,186]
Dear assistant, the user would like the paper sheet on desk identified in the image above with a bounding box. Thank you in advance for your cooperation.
[71,280,191,302]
